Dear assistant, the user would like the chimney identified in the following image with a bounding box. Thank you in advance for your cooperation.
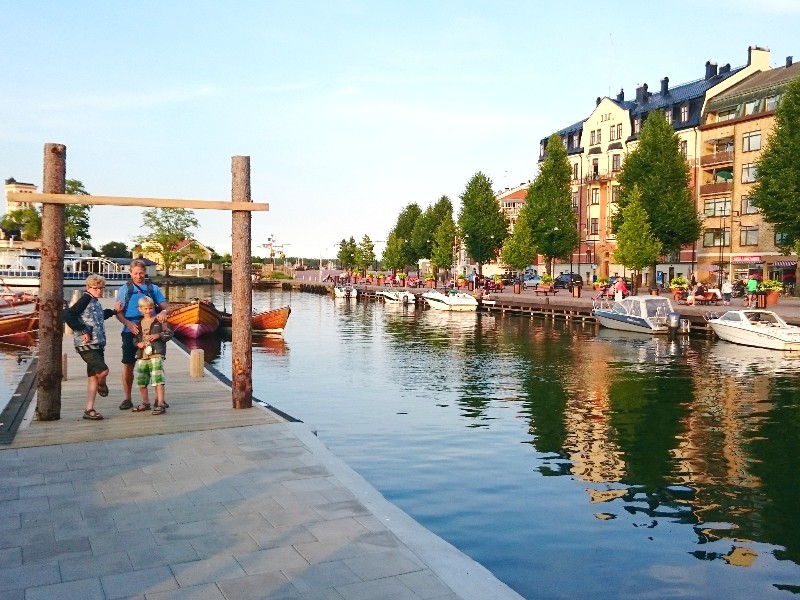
[660,77,669,95]
[596,96,601,106]
[720,63,731,74]
[705,60,718,80]
[617,88,624,101]
[787,56,794,67]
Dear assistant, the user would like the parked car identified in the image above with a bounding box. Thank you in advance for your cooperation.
[553,273,583,288]
[523,274,542,289]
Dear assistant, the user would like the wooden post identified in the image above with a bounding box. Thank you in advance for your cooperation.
[231,156,253,408]
[189,349,205,378]
[36,143,66,421]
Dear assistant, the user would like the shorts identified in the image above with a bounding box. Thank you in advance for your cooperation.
[78,348,108,377]
[723,293,732,302]
[136,356,166,387]
[121,330,137,364]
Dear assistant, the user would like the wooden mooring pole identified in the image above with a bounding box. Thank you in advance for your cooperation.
[231,156,253,408]
[36,143,66,420]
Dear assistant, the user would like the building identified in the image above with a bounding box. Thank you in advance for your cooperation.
[537,46,772,286]
[698,54,800,285]
[4,178,38,213]
[135,239,213,271]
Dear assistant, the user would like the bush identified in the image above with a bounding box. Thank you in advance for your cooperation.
[540,274,553,284]
[760,278,784,291]
[670,276,688,289]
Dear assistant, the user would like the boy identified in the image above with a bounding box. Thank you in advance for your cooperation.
[132,296,172,415]
[63,275,117,420]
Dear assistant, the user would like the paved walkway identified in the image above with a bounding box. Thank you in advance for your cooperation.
[0,309,523,600]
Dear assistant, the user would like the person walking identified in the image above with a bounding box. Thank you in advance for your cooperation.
[721,278,733,305]
[746,273,760,308]
[115,259,169,410]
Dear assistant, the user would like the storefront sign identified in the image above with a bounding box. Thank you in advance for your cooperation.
[731,256,762,264]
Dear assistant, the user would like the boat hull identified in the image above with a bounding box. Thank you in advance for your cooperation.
[709,322,800,351]
[167,301,220,339]
[377,291,416,305]
[421,291,478,311]
[0,312,39,341]
[220,305,291,334]
[592,310,668,334]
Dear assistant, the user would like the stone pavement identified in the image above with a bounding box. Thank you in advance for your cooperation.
[0,310,523,600]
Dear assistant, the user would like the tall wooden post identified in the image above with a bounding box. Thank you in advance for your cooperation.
[36,143,66,420]
[231,156,253,408]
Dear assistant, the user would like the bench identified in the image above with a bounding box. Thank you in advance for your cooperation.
[695,292,721,306]
[534,285,558,296]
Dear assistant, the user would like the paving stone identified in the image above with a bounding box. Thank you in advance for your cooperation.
[0,547,21,569]
[189,531,260,559]
[216,571,296,600]
[22,536,91,563]
[0,524,53,550]
[284,560,362,592]
[144,582,227,600]
[59,549,133,581]
[89,527,157,555]
[170,554,247,587]
[127,540,200,570]
[0,562,60,593]
[100,565,178,599]
[234,545,310,575]
[24,577,105,600]
[398,570,456,599]
[333,576,419,600]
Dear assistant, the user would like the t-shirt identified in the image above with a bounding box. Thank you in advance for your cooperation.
[746,278,759,292]
[116,282,167,332]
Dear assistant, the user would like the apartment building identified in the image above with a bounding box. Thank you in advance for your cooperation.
[698,55,800,285]
[535,46,771,287]
[4,177,38,213]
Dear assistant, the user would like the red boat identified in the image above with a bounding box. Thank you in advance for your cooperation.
[0,312,39,342]
[219,305,291,335]
[166,300,221,339]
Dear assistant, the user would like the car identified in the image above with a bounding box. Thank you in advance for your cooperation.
[553,273,583,288]
[523,274,542,289]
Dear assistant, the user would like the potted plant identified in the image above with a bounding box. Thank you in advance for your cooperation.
[424,272,436,288]
[397,272,407,286]
[760,278,783,305]
[457,273,467,288]
[540,273,553,286]
[669,276,689,290]
[594,275,609,290]
[367,271,376,283]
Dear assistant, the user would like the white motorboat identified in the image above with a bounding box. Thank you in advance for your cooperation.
[0,250,134,287]
[421,290,478,312]
[333,285,358,299]
[592,295,679,334]
[706,309,800,351]
[377,290,416,305]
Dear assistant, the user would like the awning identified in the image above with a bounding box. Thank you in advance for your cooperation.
[773,260,797,268]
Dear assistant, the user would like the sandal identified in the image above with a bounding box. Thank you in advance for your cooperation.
[97,381,109,397]
[83,409,104,420]
[152,406,166,415]
[132,403,151,412]
[119,399,133,410]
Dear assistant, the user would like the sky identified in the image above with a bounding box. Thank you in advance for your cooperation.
[1,0,798,260]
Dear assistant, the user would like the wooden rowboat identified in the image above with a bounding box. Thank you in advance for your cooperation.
[0,312,39,342]
[167,300,221,339]
[219,305,291,335]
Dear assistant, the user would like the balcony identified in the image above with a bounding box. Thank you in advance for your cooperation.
[583,172,617,184]
[700,181,733,196]
[700,151,734,167]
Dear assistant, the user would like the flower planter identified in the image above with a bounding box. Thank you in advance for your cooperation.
[426,279,435,288]
[765,291,779,305]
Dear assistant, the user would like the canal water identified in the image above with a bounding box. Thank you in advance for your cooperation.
[4,285,800,599]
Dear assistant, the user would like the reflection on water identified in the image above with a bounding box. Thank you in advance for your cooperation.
[6,284,800,599]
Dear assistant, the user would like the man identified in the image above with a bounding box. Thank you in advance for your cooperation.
[746,273,760,308]
[115,259,169,410]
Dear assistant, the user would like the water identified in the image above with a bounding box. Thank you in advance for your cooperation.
[5,285,800,599]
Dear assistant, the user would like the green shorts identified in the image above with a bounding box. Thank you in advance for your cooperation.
[135,356,166,387]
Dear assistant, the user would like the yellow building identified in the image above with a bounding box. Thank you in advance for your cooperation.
[699,55,800,285]
[3,177,37,213]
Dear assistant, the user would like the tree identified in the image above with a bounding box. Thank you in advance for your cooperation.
[613,185,663,295]
[0,207,41,241]
[99,241,129,258]
[390,203,422,270]
[458,172,508,276]
[64,179,92,247]
[515,134,579,275]
[135,207,199,276]
[614,114,700,288]
[749,75,800,275]
[355,235,375,274]
[411,196,453,264]
[501,215,536,274]
[381,232,406,273]
[336,237,358,271]
[430,218,456,276]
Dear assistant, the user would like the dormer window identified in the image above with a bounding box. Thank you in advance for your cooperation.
[664,108,672,124]
[680,104,689,122]
[633,118,641,134]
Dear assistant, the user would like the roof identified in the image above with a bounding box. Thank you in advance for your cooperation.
[708,62,800,111]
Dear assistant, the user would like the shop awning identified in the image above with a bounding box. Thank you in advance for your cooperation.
[732,256,762,264]
[773,260,797,267]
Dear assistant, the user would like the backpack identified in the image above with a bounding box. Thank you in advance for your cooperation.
[121,280,160,316]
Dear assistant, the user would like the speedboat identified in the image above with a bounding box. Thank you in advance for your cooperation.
[421,290,478,312]
[333,285,358,299]
[706,309,800,351]
[592,295,679,334]
[377,290,416,305]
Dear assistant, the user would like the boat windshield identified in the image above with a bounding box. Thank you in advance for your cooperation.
[745,311,783,326]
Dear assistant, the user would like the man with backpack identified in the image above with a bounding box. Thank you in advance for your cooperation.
[115,259,170,410]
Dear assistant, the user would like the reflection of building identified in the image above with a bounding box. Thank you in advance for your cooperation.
[698,56,800,283]
[539,46,771,287]
[4,177,37,212]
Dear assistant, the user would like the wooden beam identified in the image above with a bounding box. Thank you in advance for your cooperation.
[7,192,268,212]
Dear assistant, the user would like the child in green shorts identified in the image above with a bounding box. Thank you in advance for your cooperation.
[132,296,172,415]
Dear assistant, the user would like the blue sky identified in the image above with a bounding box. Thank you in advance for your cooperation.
[1,0,798,259]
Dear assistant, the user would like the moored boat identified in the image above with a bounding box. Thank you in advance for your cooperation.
[421,290,478,312]
[0,312,39,342]
[592,295,678,334]
[167,300,221,339]
[333,285,358,299]
[0,251,134,287]
[219,305,291,334]
[377,290,416,305]
[706,309,800,351]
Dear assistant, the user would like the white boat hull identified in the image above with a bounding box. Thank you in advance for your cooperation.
[422,291,478,311]
[333,286,358,299]
[593,311,669,334]
[708,309,800,351]
[377,290,416,305]
[710,322,800,351]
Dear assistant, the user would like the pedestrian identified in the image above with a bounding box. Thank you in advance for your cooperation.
[62,275,117,420]
[746,273,760,308]
[115,259,169,410]
[614,277,628,302]
[131,296,172,415]
[721,278,733,305]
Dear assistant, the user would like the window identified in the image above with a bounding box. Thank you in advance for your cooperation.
[596,128,601,144]
[611,186,619,204]
[680,140,688,158]
[616,123,622,139]
[591,189,600,205]
[562,136,568,148]
[572,163,579,181]
[573,133,580,147]
[609,125,616,141]
[766,95,780,111]
[664,108,672,124]
[744,99,761,115]
[740,226,759,246]
[718,109,736,122]
[572,191,579,210]
[590,218,599,235]
[776,231,789,245]
[680,104,689,122]
[703,198,731,217]
[742,130,761,152]
[590,130,596,145]
[540,142,545,157]
[633,118,641,134]
[741,195,759,215]
[612,154,621,171]
[703,228,729,247]
[742,163,757,183]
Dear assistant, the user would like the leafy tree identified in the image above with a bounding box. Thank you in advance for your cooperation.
[430,217,456,275]
[411,196,453,263]
[134,207,199,276]
[750,76,800,271]
[391,203,422,270]
[336,237,358,271]
[613,185,663,295]
[355,235,376,274]
[381,232,406,272]
[501,213,536,273]
[515,135,578,275]
[458,172,508,276]
[0,207,41,241]
[614,114,700,287]
[64,179,92,247]
[99,241,129,258]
